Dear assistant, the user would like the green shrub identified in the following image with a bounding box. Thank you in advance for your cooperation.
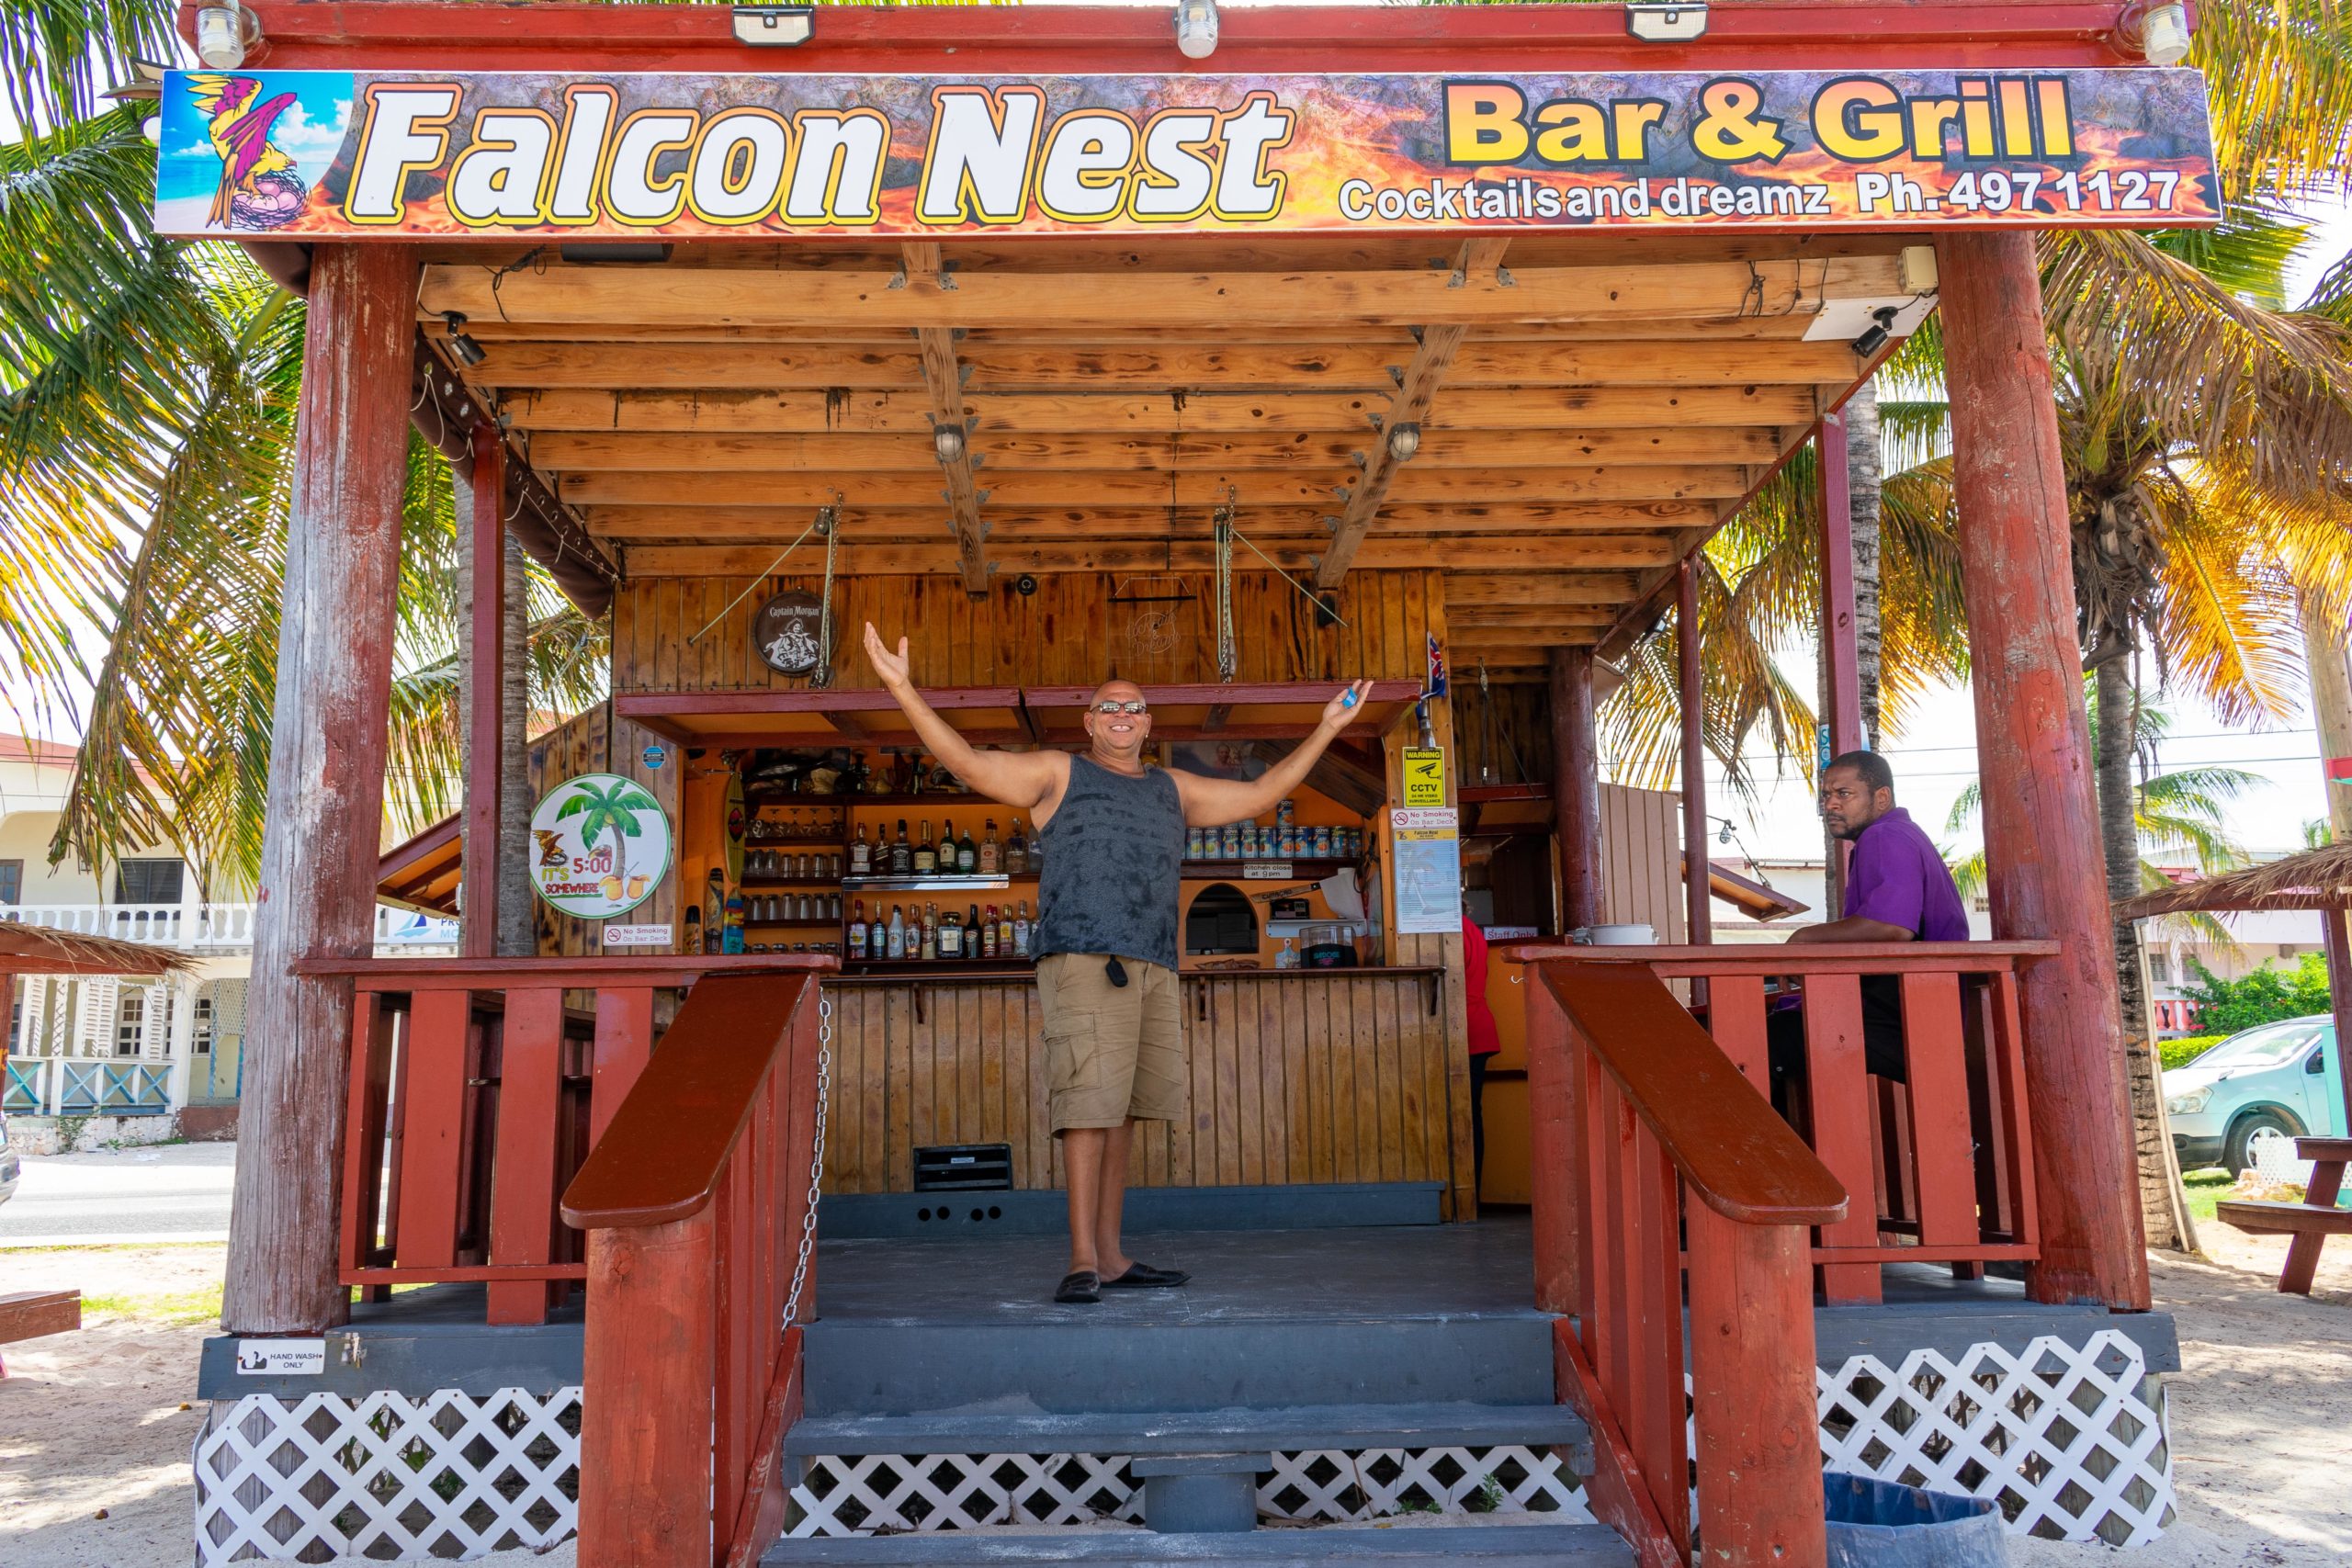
[2160,1034,2225,1071]
[2179,953,2334,1035]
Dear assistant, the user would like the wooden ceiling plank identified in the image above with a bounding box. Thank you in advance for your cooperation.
[902,242,987,594]
[528,425,1782,474]
[624,534,1680,578]
[420,256,1902,333]
[580,500,1718,542]
[561,464,1749,510]
[475,338,1862,392]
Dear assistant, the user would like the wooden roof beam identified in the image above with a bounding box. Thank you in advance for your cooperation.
[418,256,1897,332]
[624,533,1679,577]
[902,242,988,594]
[1317,235,1498,590]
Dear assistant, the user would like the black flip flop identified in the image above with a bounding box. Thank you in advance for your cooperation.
[1102,1262,1190,1289]
[1054,1270,1102,1304]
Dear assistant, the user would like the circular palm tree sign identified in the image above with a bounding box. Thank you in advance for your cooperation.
[531,773,672,919]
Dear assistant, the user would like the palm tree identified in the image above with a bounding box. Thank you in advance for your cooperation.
[554,778,662,897]
[0,0,608,898]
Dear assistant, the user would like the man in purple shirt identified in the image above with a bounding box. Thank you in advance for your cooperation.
[1769,750,1970,1104]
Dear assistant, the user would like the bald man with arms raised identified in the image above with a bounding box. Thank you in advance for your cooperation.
[866,624,1372,1303]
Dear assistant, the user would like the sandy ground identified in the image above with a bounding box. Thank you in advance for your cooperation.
[2,1233,2346,1566]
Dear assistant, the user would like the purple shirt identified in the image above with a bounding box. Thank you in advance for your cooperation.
[1844,807,1969,942]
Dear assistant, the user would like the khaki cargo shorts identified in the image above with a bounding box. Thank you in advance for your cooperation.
[1035,952,1186,1135]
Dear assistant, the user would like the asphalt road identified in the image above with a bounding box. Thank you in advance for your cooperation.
[0,1141,235,1247]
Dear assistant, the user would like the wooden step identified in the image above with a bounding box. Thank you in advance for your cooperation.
[786,1402,1591,1462]
[2215,1200,2352,1236]
[760,1522,1632,1565]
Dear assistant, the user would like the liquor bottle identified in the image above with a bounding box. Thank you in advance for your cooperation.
[683,907,703,954]
[940,908,963,960]
[1005,818,1028,874]
[979,820,1001,874]
[938,818,958,873]
[871,909,888,962]
[705,869,728,953]
[850,823,871,875]
[890,820,912,874]
[957,824,978,874]
[913,818,937,874]
[980,905,999,959]
[999,905,1014,955]
[846,900,867,957]
[1027,821,1044,874]
[1012,900,1032,959]
[885,905,905,960]
[967,905,982,957]
[921,902,939,961]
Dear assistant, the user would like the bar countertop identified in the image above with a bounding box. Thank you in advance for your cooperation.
[822,964,1444,985]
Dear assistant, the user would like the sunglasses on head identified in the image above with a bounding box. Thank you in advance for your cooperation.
[1091,700,1149,715]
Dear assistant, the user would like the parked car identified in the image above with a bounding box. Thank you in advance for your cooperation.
[0,1111,17,1207]
[2164,1015,2346,1175]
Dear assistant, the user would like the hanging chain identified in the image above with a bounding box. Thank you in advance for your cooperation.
[1213,488,1238,682]
[782,993,832,1329]
[814,502,841,689]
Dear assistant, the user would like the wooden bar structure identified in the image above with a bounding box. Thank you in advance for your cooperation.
[185,3,2211,1562]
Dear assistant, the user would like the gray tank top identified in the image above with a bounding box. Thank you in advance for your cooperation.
[1033,755,1185,971]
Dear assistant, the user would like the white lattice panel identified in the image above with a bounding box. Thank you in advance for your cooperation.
[786,1445,1588,1536]
[193,1388,581,1563]
[1816,1329,2175,1546]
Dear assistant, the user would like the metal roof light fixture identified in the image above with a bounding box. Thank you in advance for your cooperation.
[732,5,814,47]
[195,0,261,68]
[1385,422,1422,464]
[932,423,967,466]
[1175,0,1219,61]
[1626,2,1708,42]
[441,311,487,367]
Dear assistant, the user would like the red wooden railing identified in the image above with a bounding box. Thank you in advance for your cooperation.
[310,954,828,1326]
[1529,955,1844,1567]
[561,969,825,1568]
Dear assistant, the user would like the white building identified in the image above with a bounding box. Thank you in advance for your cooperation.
[1,734,458,1135]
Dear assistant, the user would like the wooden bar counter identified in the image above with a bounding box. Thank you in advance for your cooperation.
[819,965,1453,1201]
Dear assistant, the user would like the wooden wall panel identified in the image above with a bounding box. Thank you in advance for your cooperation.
[1454,678,1554,787]
[611,569,1442,694]
[817,974,1458,1198]
[1599,784,1687,944]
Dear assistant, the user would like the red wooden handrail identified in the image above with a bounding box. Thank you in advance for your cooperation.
[563,973,814,1229]
[1507,939,2059,974]
[1540,963,1846,1226]
[564,969,822,1568]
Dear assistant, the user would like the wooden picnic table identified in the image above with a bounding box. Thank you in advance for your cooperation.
[2217,1137,2352,1295]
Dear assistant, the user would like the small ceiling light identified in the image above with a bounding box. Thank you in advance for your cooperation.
[1626,2,1708,41]
[1717,818,1736,845]
[2137,0,2192,63]
[441,311,487,368]
[1175,0,1219,61]
[1386,423,1421,464]
[933,423,967,465]
[731,5,814,47]
[195,2,260,68]
[1849,306,1900,357]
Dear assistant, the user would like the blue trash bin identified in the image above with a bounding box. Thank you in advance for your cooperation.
[1824,1472,2008,1568]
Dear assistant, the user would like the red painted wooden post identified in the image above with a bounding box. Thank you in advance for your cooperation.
[1677,557,1713,957]
[1524,963,1579,1313]
[397,988,473,1269]
[1938,230,2150,1309]
[2324,910,2352,1134]
[1686,1203,1830,1568]
[1625,1124,1687,1557]
[1818,412,1863,906]
[1708,976,1770,1092]
[1550,647,1604,932]
[224,243,420,1334]
[1802,974,1881,1303]
[577,1213,718,1568]
[463,424,505,960]
[488,987,565,1324]
[590,987,654,1145]
[337,993,388,1277]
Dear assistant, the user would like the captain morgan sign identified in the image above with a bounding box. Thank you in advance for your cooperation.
[530,773,672,921]
[154,68,2216,240]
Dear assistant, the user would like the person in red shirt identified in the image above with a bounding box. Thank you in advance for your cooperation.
[1462,914,1501,1196]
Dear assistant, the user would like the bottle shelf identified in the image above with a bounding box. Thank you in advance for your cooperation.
[1180,858,1351,878]
[843,874,1015,893]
